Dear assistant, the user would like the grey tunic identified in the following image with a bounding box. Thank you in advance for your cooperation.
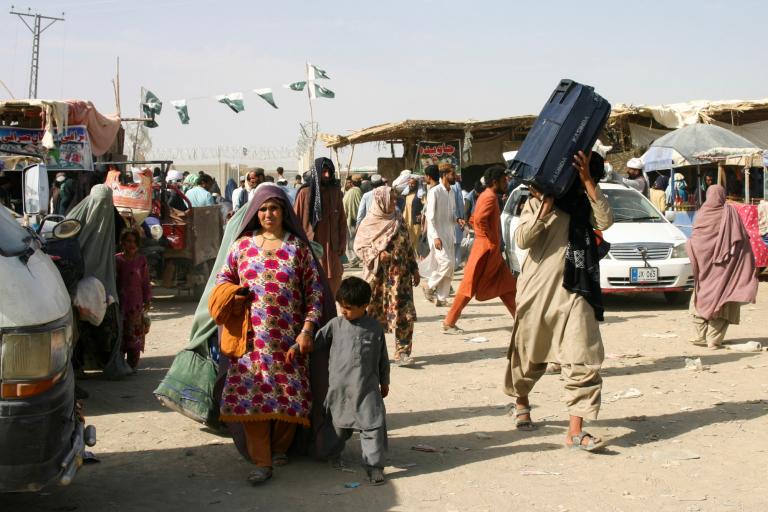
[315,315,390,430]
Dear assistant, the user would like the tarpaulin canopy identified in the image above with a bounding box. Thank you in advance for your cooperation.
[641,123,760,171]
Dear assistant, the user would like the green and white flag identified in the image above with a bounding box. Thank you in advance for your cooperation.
[283,81,307,92]
[216,92,245,113]
[171,99,190,125]
[253,88,278,109]
[311,64,330,79]
[313,83,335,99]
[141,87,162,128]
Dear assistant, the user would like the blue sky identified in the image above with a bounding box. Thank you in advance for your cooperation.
[1,0,766,168]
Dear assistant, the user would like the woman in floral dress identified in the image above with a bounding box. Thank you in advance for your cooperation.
[214,184,328,484]
[354,186,420,365]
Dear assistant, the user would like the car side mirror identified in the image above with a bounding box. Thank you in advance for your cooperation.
[23,163,50,215]
[664,211,676,222]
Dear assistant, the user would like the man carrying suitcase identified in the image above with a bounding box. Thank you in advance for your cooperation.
[503,150,614,452]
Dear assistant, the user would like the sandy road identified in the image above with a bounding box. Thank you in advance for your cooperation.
[6,275,768,512]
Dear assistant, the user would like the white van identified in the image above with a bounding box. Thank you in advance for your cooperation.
[0,205,89,492]
[501,182,693,304]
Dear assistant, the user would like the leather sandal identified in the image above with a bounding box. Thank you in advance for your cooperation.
[515,406,535,431]
[568,432,606,452]
[247,467,273,485]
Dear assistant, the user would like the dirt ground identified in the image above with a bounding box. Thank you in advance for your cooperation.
[6,272,768,512]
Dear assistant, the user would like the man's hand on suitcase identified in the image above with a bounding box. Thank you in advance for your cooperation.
[573,150,599,201]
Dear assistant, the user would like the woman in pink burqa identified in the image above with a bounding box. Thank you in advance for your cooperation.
[116,228,152,368]
[687,185,758,348]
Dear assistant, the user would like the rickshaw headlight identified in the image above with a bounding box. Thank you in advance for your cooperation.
[1,326,71,380]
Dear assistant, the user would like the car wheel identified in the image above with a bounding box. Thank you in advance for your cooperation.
[664,291,691,305]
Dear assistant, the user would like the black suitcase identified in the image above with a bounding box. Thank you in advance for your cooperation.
[509,79,610,197]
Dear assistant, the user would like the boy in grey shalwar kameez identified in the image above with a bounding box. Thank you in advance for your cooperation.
[315,277,390,485]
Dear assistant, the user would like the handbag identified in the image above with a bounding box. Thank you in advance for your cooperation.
[154,348,219,426]
[417,231,430,258]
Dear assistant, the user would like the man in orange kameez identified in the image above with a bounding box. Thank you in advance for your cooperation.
[294,157,347,294]
[442,165,517,333]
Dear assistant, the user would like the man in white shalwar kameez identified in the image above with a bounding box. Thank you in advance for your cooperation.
[419,165,463,306]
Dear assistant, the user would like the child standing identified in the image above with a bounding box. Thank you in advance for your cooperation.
[115,228,152,370]
[312,276,390,485]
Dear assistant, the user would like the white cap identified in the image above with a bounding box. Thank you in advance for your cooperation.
[626,157,644,170]
[392,170,412,189]
[167,169,184,182]
[592,139,613,159]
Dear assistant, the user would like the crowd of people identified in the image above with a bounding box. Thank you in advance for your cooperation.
[32,151,757,487]
[201,149,759,486]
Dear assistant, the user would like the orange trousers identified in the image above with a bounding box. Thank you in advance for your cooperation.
[444,291,516,327]
[243,420,297,468]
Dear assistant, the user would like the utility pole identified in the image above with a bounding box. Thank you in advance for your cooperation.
[9,6,65,99]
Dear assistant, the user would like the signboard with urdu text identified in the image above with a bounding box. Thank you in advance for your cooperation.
[0,125,93,171]
[415,140,461,175]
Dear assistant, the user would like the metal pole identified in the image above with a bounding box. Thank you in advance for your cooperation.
[10,9,65,99]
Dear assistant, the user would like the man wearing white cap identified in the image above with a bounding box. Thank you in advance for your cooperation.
[624,158,649,198]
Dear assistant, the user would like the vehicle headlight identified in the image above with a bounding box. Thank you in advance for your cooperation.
[1,325,72,380]
[671,244,688,259]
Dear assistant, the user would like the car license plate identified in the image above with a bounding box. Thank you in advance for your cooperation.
[630,267,658,283]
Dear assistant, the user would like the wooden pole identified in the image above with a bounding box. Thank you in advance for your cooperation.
[306,62,316,162]
[115,56,121,117]
[346,144,356,175]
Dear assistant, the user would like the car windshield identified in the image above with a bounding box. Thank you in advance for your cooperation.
[600,187,665,223]
[0,206,32,256]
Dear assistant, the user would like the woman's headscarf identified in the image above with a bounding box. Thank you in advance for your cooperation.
[354,186,401,281]
[238,183,336,326]
[182,173,199,192]
[653,175,669,191]
[224,178,237,203]
[66,184,117,301]
[687,185,757,320]
[302,157,336,229]
[554,153,610,321]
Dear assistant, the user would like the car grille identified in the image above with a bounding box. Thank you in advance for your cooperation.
[609,243,672,260]
[607,276,678,287]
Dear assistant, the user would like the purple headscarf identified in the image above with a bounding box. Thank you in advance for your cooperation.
[237,183,336,325]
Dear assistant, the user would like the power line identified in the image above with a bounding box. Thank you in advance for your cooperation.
[9,6,65,99]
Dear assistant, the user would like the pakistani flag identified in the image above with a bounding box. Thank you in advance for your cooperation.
[171,100,190,125]
[141,88,162,128]
[217,92,245,113]
[311,64,330,79]
[254,88,278,109]
[314,83,335,99]
[284,81,307,92]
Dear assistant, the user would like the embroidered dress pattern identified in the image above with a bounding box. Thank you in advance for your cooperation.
[216,232,323,426]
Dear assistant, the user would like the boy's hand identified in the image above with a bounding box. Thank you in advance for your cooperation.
[380,384,389,398]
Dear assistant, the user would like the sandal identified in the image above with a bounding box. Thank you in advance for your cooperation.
[707,343,723,350]
[514,406,535,431]
[247,467,273,485]
[272,453,288,466]
[568,432,606,452]
[366,467,386,486]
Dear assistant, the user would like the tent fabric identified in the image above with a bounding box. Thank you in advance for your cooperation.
[712,119,768,150]
[641,124,759,171]
[65,100,122,156]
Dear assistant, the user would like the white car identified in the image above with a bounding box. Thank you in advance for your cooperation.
[501,182,693,304]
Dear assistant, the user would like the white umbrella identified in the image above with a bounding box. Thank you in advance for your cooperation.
[641,123,759,172]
